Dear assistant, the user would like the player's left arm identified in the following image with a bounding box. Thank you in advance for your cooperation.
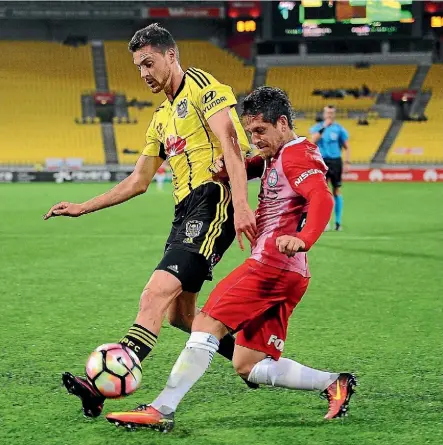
[276,150,334,256]
[340,126,351,169]
[192,76,256,248]
[208,108,256,248]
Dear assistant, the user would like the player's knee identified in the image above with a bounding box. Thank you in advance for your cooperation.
[192,311,227,337]
[138,272,183,316]
[139,286,171,316]
[333,187,341,196]
[232,358,255,381]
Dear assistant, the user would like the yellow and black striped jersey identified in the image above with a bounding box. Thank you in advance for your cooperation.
[142,67,250,204]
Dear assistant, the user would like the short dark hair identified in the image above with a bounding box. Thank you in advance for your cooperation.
[242,86,294,129]
[128,23,178,58]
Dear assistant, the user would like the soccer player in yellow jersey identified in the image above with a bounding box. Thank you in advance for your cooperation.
[44,23,256,417]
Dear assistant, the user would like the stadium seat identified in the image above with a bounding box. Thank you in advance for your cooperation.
[178,40,254,95]
[106,40,254,165]
[266,65,416,111]
[387,122,443,163]
[387,65,443,163]
[0,41,103,165]
[295,118,391,163]
[105,41,162,165]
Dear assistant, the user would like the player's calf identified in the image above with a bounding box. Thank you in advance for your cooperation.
[167,292,198,333]
[232,345,267,381]
[136,271,183,334]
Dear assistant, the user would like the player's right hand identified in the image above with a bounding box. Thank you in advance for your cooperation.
[234,205,257,251]
[209,155,229,181]
[43,202,85,220]
[324,118,333,128]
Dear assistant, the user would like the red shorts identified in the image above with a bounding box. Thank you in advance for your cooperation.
[202,258,310,360]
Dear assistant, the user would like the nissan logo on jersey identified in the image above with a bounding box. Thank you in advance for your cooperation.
[202,90,216,104]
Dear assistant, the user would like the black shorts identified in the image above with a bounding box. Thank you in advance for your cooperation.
[156,182,235,293]
[324,158,343,188]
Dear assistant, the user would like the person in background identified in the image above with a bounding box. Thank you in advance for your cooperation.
[310,106,350,231]
[155,162,167,190]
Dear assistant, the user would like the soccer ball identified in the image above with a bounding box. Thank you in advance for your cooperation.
[85,343,142,398]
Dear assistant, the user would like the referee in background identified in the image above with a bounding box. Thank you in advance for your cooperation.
[310,106,351,231]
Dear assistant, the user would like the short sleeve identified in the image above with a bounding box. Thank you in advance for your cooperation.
[189,69,237,121]
[309,123,321,134]
[141,115,166,159]
[339,125,349,144]
[282,142,328,198]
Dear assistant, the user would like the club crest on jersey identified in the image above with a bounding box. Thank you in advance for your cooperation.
[183,220,203,244]
[267,168,279,187]
[166,135,187,157]
[176,98,188,119]
[185,220,203,238]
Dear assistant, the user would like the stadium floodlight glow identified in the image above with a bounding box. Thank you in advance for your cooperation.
[236,20,257,33]
[431,16,443,28]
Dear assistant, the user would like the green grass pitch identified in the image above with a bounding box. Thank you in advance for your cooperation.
[1,182,442,445]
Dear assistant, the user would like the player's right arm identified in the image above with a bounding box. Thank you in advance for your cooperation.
[310,120,331,144]
[43,155,163,219]
[44,114,165,220]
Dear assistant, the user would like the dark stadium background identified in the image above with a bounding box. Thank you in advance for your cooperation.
[1,2,442,445]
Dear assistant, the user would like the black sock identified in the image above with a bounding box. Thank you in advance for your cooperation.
[217,332,260,389]
[120,323,157,362]
[217,332,235,360]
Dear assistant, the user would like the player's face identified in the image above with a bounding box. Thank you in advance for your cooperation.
[133,45,174,94]
[243,114,286,159]
[323,108,336,122]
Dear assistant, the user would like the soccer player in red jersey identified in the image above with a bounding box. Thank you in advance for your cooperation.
[106,87,357,431]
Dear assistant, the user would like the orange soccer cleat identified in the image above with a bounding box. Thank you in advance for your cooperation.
[106,404,174,432]
[322,373,357,420]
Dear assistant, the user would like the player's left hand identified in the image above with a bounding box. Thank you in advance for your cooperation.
[276,235,306,257]
[344,161,351,173]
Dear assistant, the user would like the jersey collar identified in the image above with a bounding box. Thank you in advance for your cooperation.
[271,137,306,161]
[170,73,186,103]
[283,137,306,148]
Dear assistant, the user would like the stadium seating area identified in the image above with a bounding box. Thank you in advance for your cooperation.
[0,38,440,167]
[266,65,416,111]
[388,64,443,163]
[294,118,391,163]
[0,41,103,165]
